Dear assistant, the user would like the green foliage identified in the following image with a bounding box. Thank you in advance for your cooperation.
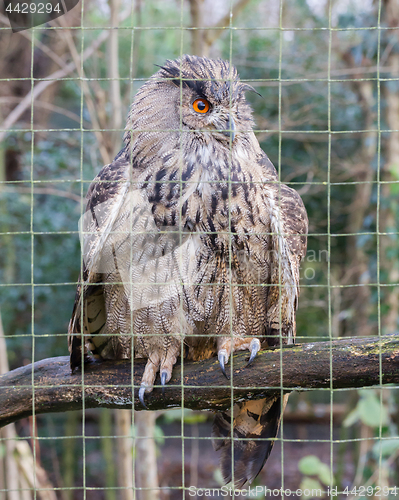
[299,455,335,486]
[161,408,209,424]
[299,478,325,499]
[343,389,390,428]
[372,438,399,459]
[0,131,97,364]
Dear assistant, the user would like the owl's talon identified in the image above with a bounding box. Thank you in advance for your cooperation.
[218,350,229,379]
[138,386,148,409]
[247,339,261,367]
[160,371,167,396]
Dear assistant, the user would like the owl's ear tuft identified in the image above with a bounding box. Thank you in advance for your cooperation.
[155,62,209,98]
[155,62,188,88]
[241,84,263,98]
[155,60,182,81]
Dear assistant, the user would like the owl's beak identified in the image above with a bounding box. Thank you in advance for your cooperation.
[221,114,236,142]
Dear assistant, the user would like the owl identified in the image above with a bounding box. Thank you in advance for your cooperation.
[68,55,308,487]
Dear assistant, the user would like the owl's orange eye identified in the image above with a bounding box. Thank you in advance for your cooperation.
[192,98,210,114]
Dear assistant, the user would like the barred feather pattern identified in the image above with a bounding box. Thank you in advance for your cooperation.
[68,55,308,487]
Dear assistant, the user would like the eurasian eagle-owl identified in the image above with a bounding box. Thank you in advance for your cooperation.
[68,55,308,487]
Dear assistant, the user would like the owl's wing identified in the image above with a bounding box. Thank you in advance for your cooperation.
[265,183,308,345]
[213,173,308,488]
[68,147,193,369]
[68,148,132,369]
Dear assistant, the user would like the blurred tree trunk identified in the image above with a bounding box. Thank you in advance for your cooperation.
[115,410,134,500]
[381,0,399,334]
[188,0,252,57]
[0,26,33,131]
[0,26,30,187]
[0,10,80,188]
[61,412,79,500]
[107,0,123,158]
[189,422,200,491]
[0,11,80,132]
[345,78,375,337]
[99,410,117,500]
[335,37,377,338]
[0,117,17,286]
[134,412,159,500]
[0,312,56,500]
[0,313,19,500]
[188,0,205,55]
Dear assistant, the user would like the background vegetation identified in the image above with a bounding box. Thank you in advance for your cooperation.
[1,0,399,498]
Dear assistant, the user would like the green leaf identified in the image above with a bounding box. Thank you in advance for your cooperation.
[343,408,360,427]
[345,390,390,428]
[389,183,399,197]
[153,425,165,446]
[162,408,208,424]
[358,394,389,427]
[182,412,208,424]
[388,162,399,181]
[163,409,187,422]
[359,389,375,398]
[298,455,321,475]
[317,462,334,486]
[372,439,399,459]
[299,477,325,499]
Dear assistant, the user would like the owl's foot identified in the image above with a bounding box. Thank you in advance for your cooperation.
[217,337,261,377]
[138,386,149,409]
[160,371,167,396]
[247,338,261,366]
[218,350,229,379]
[138,340,180,407]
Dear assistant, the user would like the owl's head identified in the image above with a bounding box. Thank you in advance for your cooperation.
[125,55,256,149]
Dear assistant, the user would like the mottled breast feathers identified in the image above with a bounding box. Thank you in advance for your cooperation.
[68,54,308,488]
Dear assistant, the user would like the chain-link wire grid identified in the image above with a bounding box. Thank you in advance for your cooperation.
[1,0,399,498]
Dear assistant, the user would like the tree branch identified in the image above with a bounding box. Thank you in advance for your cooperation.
[1,335,398,428]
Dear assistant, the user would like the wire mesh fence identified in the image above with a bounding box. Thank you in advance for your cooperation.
[0,0,399,498]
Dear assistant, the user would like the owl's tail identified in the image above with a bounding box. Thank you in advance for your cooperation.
[212,394,288,488]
